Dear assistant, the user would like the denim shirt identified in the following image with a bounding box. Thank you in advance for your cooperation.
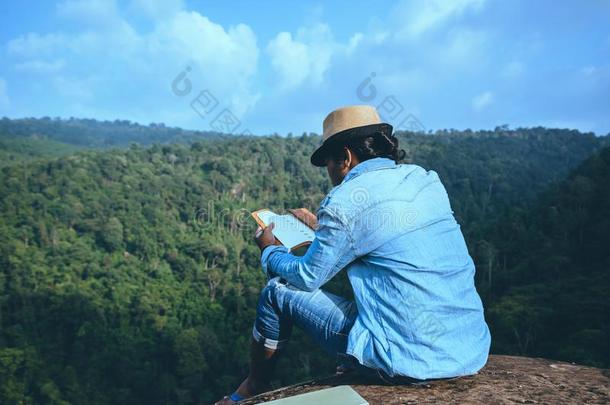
[260,157,491,379]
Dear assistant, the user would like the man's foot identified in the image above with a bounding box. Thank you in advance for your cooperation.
[214,395,237,405]
[214,377,270,404]
[214,394,242,405]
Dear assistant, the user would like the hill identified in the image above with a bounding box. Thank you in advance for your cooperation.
[0,116,228,150]
[486,147,610,366]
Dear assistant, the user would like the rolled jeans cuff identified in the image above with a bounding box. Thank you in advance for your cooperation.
[252,325,289,350]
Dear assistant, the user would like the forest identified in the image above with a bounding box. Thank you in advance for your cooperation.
[0,117,608,404]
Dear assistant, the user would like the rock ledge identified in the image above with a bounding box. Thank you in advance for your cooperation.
[241,355,610,404]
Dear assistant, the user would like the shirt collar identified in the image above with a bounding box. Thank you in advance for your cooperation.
[340,157,397,185]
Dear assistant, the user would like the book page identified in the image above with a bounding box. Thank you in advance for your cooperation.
[256,210,315,250]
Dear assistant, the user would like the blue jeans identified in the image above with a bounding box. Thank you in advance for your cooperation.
[253,276,357,354]
[252,276,426,385]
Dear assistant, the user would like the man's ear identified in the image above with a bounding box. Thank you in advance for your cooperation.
[344,146,360,169]
[343,146,353,168]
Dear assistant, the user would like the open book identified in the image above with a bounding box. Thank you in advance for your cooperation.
[251,208,315,251]
[258,385,368,404]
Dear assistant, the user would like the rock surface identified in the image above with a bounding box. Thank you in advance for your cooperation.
[241,355,610,404]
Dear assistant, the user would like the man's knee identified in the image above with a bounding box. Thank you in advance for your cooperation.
[263,276,287,293]
[260,276,286,308]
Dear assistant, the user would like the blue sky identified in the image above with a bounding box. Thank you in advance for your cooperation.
[0,0,609,136]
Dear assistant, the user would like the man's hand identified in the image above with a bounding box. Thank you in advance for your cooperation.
[254,223,280,251]
[288,208,318,230]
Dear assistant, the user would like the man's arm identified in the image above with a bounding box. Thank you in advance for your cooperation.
[260,208,356,292]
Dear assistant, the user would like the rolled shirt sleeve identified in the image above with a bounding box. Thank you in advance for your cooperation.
[260,244,289,278]
[260,207,356,292]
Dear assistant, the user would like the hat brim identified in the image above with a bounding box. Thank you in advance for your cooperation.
[310,123,393,167]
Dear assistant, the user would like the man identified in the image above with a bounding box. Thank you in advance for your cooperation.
[216,105,491,404]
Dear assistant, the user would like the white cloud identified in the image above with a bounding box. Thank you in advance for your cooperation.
[56,0,122,28]
[266,24,337,90]
[7,33,67,57]
[335,1,489,84]
[15,59,66,73]
[53,75,96,102]
[257,0,489,131]
[501,61,525,78]
[151,12,258,82]
[393,0,486,40]
[151,11,260,114]
[347,33,364,54]
[5,1,260,120]
[7,23,140,61]
[472,91,494,111]
[266,23,369,91]
[0,79,9,111]
[127,0,183,20]
[439,27,488,69]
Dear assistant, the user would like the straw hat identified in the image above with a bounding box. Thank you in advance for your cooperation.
[310,105,393,167]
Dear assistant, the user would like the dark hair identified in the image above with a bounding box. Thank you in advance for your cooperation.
[327,131,406,164]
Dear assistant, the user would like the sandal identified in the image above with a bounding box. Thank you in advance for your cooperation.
[214,391,246,404]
